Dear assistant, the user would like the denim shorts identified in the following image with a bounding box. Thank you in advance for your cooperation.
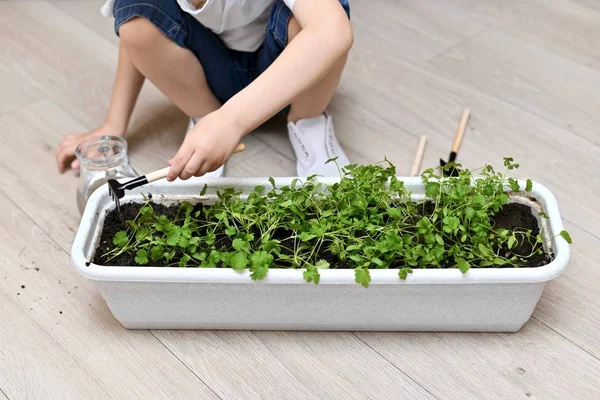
[113,0,350,115]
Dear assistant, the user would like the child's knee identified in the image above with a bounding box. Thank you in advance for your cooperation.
[118,17,163,50]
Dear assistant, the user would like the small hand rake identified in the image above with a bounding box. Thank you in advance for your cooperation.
[108,143,245,211]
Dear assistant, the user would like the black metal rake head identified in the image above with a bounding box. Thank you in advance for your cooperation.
[107,179,126,212]
[439,155,460,177]
[107,174,152,212]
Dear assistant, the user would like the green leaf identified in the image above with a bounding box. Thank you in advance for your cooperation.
[150,245,164,261]
[232,238,249,252]
[214,212,226,220]
[155,216,171,232]
[164,250,176,262]
[192,252,207,261]
[279,199,293,208]
[113,231,129,248]
[315,259,330,269]
[205,231,216,245]
[348,255,362,263]
[465,207,475,219]
[536,234,544,244]
[200,184,208,196]
[178,254,191,268]
[303,266,320,284]
[370,257,385,267]
[478,243,489,256]
[435,234,444,245]
[250,264,269,280]
[525,179,533,192]
[454,258,470,274]
[354,267,371,288]
[134,249,148,265]
[208,250,222,266]
[268,177,275,188]
[298,232,316,242]
[225,226,237,236]
[398,267,412,280]
[493,257,506,266]
[126,220,138,230]
[473,194,486,206]
[508,236,517,249]
[166,228,182,246]
[229,252,248,271]
[559,230,572,244]
[250,251,273,269]
[262,240,279,254]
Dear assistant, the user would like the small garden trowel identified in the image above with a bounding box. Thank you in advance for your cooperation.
[439,108,471,177]
[108,142,245,212]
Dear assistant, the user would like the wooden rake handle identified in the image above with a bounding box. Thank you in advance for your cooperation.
[451,108,471,154]
[410,136,428,176]
[146,142,246,183]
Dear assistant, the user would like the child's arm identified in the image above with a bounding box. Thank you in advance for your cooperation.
[56,44,145,172]
[167,0,353,180]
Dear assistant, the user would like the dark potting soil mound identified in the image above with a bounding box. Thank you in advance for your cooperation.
[92,201,552,268]
[491,203,551,268]
[92,203,182,266]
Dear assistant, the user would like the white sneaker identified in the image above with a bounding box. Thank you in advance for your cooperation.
[186,117,224,178]
[287,112,350,177]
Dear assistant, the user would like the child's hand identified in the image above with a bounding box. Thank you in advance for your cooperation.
[167,110,244,181]
[55,124,124,173]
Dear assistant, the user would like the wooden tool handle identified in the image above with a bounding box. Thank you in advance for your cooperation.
[410,136,428,176]
[451,108,471,153]
[146,142,246,183]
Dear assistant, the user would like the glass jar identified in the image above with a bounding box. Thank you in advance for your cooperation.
[75,135,137,214]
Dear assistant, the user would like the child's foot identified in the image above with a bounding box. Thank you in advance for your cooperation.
[186,118,224,178]
[287,112,350,177]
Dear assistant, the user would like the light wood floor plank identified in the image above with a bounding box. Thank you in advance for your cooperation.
[0,1,117,125]
[568,0,600,11]
[357,319,600,399]
[0,65,42,117]
[350,0,488,60]
[0,0,187,151]
[53,0,118,45]
[0,192,218,400]
[227,143,297,177]
[533,221,600,358]
[440,0,600,69]
[428,28,600,145]
[152,330,436,400]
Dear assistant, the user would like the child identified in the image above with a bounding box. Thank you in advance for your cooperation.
[56,0,353,180]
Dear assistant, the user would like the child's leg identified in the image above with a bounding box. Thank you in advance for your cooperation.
[112,0,248,121]
[285,16,348,123]
[119,18,221,119]
[257,0,352,176]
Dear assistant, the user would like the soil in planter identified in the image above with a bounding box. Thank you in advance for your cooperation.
[92,203,192,266]
[491,203,551,268]
[93,201,552,268]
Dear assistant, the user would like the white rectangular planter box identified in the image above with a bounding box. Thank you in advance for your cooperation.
[71,177,570,332]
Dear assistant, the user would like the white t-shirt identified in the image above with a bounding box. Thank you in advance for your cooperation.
[101,0,296,52]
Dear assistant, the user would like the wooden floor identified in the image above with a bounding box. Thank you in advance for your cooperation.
[1,0,599,398]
